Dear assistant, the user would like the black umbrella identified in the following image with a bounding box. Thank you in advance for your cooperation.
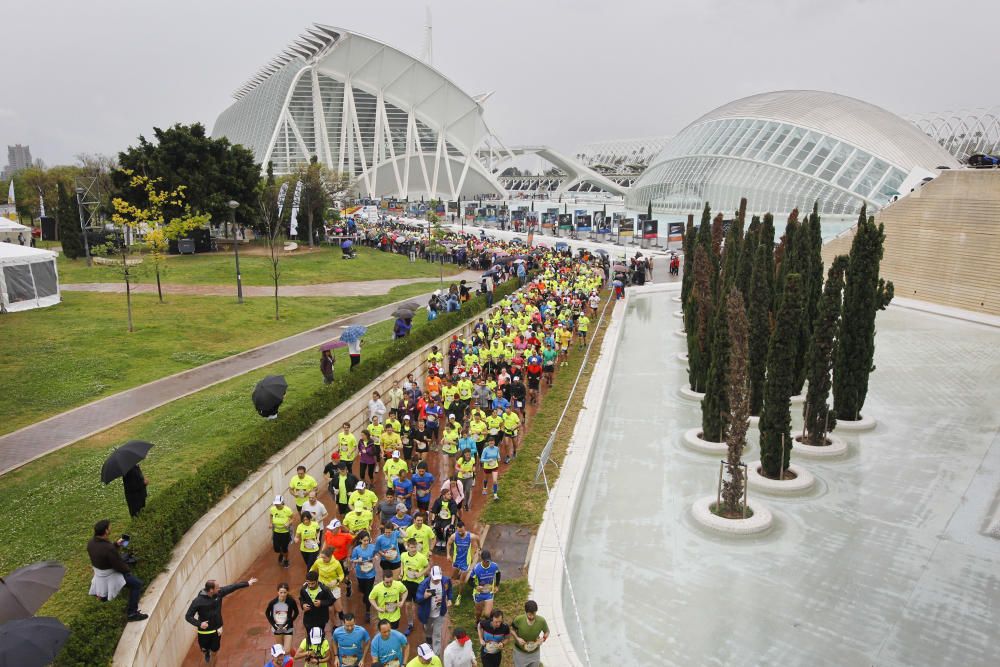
[391,307,415,319]
[0,617,70,665]
[482,268,499,277]
[399,301,421,311]
[101,441,154,485]
[0,562,66,624]
[252,375,287,418]
[594,249,609,256]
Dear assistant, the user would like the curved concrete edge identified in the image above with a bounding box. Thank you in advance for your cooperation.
[682,428,726,454]
[672,295,682,303]
[746,460,816,495]
[793,434,848,457]
[679,385,706,401]
[836,415,877,431]
[527,289,630,667]
[790,393,806,405]
[676,352,689,362]
[691,495,773,535]
[113,314,486,667]
[673,310,684,318]
[673,329,687,338]
[627,281,680,296]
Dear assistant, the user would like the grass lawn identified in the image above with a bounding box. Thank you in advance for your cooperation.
[481,293,614,526]
[0,318,406,622]
[0,283,437,435]
[56,245,462,286]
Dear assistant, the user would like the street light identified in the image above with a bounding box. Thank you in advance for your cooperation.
[75,186,93,267]
[228,200,243,304]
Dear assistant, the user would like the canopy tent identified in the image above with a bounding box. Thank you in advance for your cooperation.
[0,244,60,313]
[0,217,31,244]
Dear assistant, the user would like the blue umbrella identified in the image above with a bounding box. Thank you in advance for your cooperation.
[339,325,367,343]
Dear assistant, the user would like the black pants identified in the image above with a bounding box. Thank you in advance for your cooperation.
[350,354,361,370]
[125,492,146,517]
[302,550,319,570]
[359,462,376,481]
[358,577,375,611]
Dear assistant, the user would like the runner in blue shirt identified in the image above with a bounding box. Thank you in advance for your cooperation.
[375,523,402,574]
[458,429,477,455]
[368,618,409,666]
[332,613,370,666]
[491,394,510,412]
[350,532,379,622]
[447,520,479,607]
[393,469,415,510]
[389,503,414,532]
[471,550,501,621]
[480,441,502,500]
[411,463,436,512]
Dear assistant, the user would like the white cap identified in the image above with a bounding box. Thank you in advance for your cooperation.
[327,518,341,530]
[392,450,401,459]
[270,644,285,657]
[310,626,323,645]
[403,414,411,419]
[273,495,283,505]
[356,481,366,490]
[417,643,434,660]
[430,565,443,581]
[449,413,456,419]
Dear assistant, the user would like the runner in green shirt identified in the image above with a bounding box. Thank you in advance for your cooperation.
[510,600,549,667]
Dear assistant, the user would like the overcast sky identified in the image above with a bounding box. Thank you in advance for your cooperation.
[4,0,998,166]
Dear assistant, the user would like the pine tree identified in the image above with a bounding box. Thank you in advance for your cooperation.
[735,215,760,306]
[747,218,774,415]
[711,212,724,263]
[832,208,894,421]
[721,287,750,516]
[802,255,848,445]
[56,182,84,260]
[774,209,799,311]
[701,296,730,442]
[686,245,714,392]
[720,200,745,294]
[759,273,803,479]
[791,202,825,394]
[681,217,696,306]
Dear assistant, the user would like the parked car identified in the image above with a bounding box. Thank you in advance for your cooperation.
[968,153,1000,168]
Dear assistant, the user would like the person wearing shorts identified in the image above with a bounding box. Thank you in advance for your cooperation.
[477,610,511,667]
[447,521,478,607]
[471,551,500,621]
[269,496,294,569]
[375,522,402,575]
[399,538,429,635]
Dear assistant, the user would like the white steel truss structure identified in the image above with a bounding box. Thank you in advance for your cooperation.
[213,25,505,200]
[907,107,1000,162]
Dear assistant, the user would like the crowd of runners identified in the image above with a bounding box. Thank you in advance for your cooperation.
[183,225,608,667]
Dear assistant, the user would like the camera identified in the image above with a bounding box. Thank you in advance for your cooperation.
[120,534,131,547]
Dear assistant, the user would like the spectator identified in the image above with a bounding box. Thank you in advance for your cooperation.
[87,519,147,622]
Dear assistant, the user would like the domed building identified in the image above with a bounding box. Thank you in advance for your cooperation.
[626,90,961,218]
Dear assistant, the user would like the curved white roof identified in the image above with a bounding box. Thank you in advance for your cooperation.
[679,90,959,171]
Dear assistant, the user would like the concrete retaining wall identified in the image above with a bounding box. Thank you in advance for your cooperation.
[114,316,481,666]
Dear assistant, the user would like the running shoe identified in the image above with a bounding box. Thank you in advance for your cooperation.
[493,493,500,500]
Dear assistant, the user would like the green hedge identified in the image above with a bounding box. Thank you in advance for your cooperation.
[57,278,522,666]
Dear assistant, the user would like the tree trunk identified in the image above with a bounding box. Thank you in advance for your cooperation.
[273,278,280,320]
[307,211,314,247]
[125,276,134,333]
[155,266,163,303]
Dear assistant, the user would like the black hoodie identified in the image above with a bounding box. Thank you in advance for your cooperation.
[184,581,249,632]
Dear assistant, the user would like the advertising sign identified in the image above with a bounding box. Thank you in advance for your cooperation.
[448,201,459,212]
[576,214,592,232]
[668,222,684,244]
[526,211,540,228]
[486,206,497,223]
[642,219,659,240]
[512,209,526,221]
[465,205,476,220]
[558,213,573,229]
[594,210,609,233]
[619,218,635,237]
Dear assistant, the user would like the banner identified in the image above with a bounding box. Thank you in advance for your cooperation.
[486,206,497,223]
[668,222,684,244]
[289,180,303,237]
[594,211,609,233]
[526,230,535,247]
[512,209,526,221]
[526,211,539,228]
[642,219,658,240]
[465,205,476,220]
[557,213,573,230]
[276,182,289,218]
[619,218,635,237]
[448,201,458,212]
[576,214,592,232]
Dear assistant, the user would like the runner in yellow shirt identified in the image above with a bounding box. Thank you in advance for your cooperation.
[268,495,295,569]
[369,569,408,629]
[404,512,436,557]
[399,538,429,634]
[338,423,358,475]
[288,466,318,515]
[576,314,590,349]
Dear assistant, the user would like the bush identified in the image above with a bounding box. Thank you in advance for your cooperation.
[56,278,523,665]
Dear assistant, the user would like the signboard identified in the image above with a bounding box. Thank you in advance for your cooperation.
[576,214,592,232]
[485,206,497,223]
[642,219,659,240]
[594,210,609,233]
[465,205,476,220]
[448,201,459,212]
[527,230,535,247]
[619,218,635,237]
[557,213,573,229]
[512,209,526,221]
[668,222,684,244]
[526,211,540,228]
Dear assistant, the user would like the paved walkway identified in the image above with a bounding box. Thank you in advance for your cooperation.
[0,285,467,477]
[61,271,484,297]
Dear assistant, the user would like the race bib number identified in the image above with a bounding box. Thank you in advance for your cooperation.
[478,583,493,593]
[384,660,401,667]
[516,401,524,408]
[524,641,538,651]
[489,428,499,435]
[332,587,342,600]
[406,569,419,580]
[360,561,374,573]
[273,611,287,625]
[385,602,398,613]
[416,488,429,497]
[484,641,501,654]
[383,548,398,560]
[303,539,318,551]
[341,656,359,667]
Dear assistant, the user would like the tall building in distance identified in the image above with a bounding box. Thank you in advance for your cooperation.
[2,144,33,182]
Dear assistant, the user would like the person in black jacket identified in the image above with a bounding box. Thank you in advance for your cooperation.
[265,582,300,654]
[122,464,147,517]
[86,519,147,621]
[185,576,258,663]
[325,460,359,516]
[300,570,336,635]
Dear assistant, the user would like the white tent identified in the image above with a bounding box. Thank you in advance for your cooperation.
[0,216,31,244]
[0,243,60,313]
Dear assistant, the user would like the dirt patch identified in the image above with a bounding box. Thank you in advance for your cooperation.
[795,434,833,447]
[710,502,755,519]
[757,465,798,481]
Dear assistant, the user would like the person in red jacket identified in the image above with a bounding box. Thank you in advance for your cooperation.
[324,518,356,599]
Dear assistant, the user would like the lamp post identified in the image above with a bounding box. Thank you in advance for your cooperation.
[75,186,93,267]
[228,200,243,304]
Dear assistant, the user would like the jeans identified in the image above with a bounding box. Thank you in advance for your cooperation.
[123,573,143,615]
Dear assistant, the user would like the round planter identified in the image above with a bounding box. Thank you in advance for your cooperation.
[835,414,877,432]
[746,460,815,495]
[673,310,684,319]
[792,434,848,458]
[679,385,706,401]
[672,295,682,303]
[676,352,689,362]
[790,393,806,405]
[691,495,773,536]
[682,428,753,455]
[673,329,687,338]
